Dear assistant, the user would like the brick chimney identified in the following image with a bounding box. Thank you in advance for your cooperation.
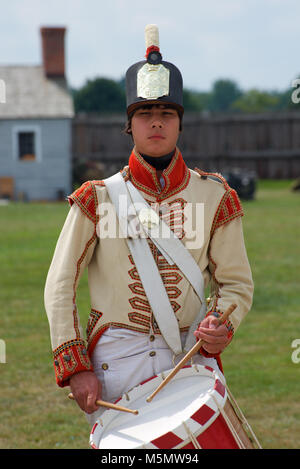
[40,27,66,77]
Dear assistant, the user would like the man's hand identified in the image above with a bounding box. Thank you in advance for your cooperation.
[69,371,102,414]
[194,315,232,355]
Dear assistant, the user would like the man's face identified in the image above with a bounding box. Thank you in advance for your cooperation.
[131,104,180,157]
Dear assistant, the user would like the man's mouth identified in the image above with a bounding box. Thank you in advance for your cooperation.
[148,135,165,140]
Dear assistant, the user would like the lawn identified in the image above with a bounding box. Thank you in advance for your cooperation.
[0,180,299,449]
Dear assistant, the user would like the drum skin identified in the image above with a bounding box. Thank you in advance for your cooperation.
[90,365,254,450]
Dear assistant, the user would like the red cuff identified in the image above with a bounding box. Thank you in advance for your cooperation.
[53,339,93,388]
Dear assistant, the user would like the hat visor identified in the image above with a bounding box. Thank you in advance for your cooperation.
[127,99,184,117]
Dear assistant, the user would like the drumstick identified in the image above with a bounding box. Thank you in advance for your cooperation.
[146,303,237,403]
[68,393,139,415]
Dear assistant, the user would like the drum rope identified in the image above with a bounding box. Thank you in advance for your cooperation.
[210,394,245,449]
[226,385,262,449]
[172,354,195,368]
[182,421,202,449]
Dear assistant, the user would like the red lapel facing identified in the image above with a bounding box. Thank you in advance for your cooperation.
[128,147,190,200]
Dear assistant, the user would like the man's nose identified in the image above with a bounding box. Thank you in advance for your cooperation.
[151,117,163,128]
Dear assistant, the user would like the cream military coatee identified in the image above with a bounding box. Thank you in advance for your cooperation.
[44,147,254,387]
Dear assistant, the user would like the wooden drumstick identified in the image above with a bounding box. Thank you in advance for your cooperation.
[68,393,139,415]
[146,303,237,403]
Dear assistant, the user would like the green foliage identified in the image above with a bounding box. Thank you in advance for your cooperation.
[73,77,126,113]
[209,79,242,111]
[72,74,300,114]
[183,89,210,111]
[231,89,280,113]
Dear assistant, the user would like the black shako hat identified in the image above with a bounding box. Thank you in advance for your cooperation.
[125,24,184,116]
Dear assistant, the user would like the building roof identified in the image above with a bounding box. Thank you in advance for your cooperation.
[0,65,74,119]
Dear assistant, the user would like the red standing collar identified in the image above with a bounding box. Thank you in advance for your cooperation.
[128,147,190,200]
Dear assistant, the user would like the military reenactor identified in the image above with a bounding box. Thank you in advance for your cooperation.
[44,25,253,428]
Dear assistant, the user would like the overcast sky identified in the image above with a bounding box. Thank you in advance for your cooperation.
[0,0,299,93]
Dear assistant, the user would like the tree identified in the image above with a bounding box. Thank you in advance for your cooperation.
[72,75,300,115]
[209,79,242,112]
[231,89,280,113]
[73,77,126,113]
[183,89,210,111]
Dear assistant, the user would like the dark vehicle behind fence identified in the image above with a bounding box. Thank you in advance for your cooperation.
[209,169,257,200]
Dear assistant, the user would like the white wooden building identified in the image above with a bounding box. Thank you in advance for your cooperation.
[0,27,74,201]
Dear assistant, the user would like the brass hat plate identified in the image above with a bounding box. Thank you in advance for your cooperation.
[137,63,170,100]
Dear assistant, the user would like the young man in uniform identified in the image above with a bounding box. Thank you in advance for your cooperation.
[44,25,253,426]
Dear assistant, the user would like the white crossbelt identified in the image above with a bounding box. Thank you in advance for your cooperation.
[104,172,207,354]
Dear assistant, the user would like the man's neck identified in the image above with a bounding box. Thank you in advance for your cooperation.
[140,150,175,171]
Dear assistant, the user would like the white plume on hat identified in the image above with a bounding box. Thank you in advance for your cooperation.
[145,24,159,49]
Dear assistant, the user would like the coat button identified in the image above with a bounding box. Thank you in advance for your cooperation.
[149,335,155,342]
[149,351,156,357]
[101,363,109,370]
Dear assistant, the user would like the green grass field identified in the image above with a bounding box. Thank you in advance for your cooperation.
[0,180,299,449]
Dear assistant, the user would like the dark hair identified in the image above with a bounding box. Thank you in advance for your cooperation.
[123,103,183,136]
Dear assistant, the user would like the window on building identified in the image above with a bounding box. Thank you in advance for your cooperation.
[12,126,42,163]
[18,132,36,161]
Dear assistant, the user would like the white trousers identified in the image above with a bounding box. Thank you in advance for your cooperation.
[86,327,222,427]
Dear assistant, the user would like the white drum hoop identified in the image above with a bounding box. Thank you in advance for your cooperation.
[90,364,229,450]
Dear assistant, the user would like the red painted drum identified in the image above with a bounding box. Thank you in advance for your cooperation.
[90,365,257,449]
